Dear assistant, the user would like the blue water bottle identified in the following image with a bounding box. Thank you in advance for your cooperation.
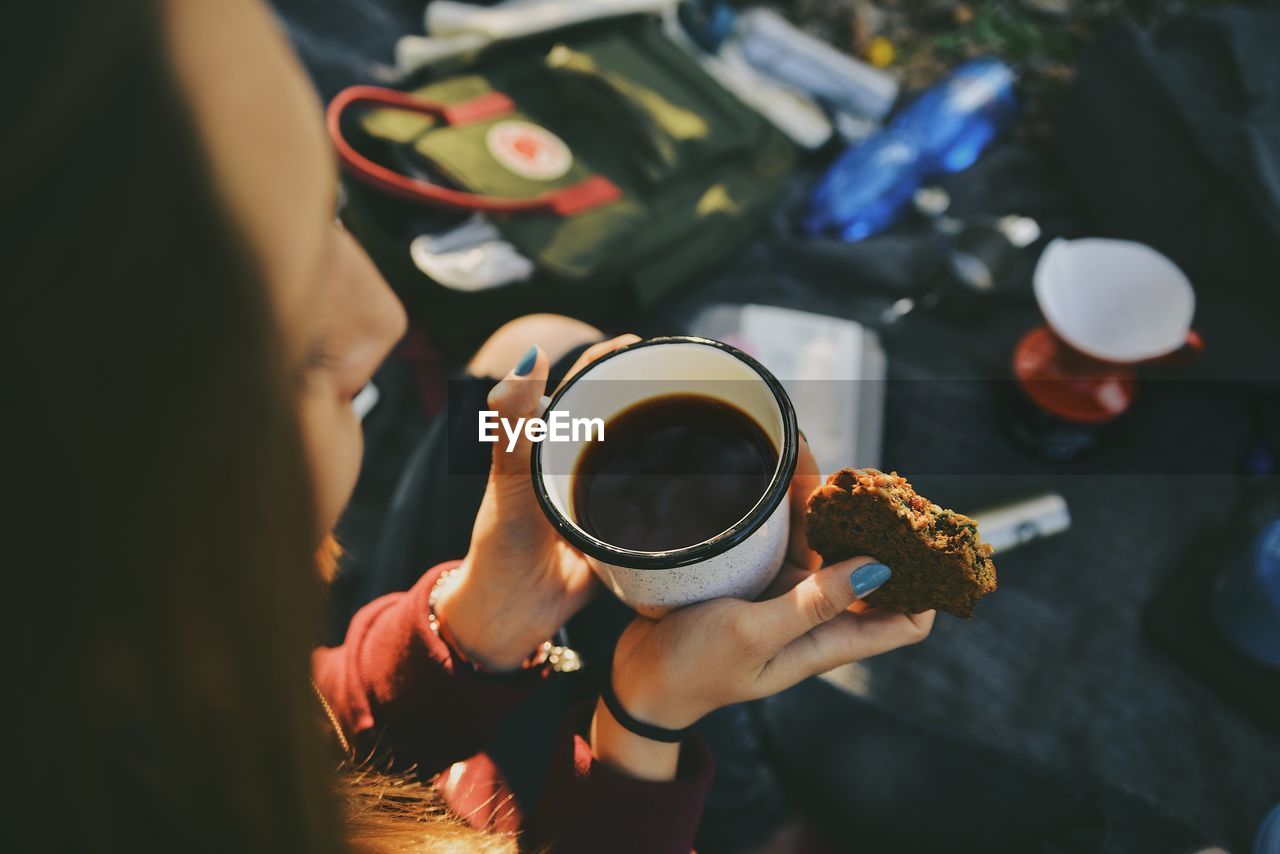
[802,59,1017,241]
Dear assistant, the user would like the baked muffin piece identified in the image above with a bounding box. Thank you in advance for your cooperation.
[806,468,997,618]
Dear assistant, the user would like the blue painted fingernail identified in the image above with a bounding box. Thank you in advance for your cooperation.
[850,563,891,598]
[513,346,538,377]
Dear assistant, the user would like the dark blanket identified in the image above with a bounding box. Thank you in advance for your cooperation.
[653,144,1280,850]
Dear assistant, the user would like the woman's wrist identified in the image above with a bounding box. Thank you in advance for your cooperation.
[590,697,681,782]
[433,560,551,671]
[610,660,703,732]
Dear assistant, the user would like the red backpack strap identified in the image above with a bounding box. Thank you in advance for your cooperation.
[326,85,620,217]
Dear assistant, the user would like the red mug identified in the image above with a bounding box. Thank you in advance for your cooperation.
[1014,239,1203,424]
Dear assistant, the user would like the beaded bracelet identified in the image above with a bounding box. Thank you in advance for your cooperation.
[427,566,581,674]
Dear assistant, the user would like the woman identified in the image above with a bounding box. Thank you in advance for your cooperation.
[1,0,931,850]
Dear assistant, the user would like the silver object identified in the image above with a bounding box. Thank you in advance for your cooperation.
[882,188,1041,324]
[972,493,1071,555]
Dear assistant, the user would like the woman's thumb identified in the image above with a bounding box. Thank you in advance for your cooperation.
[754,557,892,653]
[485,345,549,479]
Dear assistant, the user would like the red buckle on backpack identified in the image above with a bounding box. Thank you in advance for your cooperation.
[327,85,622,217]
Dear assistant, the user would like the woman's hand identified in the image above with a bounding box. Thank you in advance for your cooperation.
[593,437,935,777]
[435,335,640,671]
[608,556,933,729]
[595,555,933,779]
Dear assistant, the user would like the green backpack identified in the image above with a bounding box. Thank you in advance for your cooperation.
[329,14,796,357]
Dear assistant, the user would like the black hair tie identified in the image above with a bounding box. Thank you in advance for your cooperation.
[600,679,694,744]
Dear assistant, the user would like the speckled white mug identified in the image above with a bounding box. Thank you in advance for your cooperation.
[532,337,798,618]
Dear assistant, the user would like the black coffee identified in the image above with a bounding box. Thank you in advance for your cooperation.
[572,394,777,552]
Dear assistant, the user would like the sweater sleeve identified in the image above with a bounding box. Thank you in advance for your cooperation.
[522,702,715,854]
[311,562,545,776]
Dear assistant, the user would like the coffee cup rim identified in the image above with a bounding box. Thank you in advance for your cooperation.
[530,336,798,570]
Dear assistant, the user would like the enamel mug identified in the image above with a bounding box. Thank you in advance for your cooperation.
[532,336,798,618]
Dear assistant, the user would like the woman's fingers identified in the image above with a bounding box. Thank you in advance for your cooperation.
[760,563,811,600]
[750,557,891,654]
[557,333,643,390]
[761,563,873,614]
[485,345,549,480]
[759,608,935,694]
[786,433,823,571]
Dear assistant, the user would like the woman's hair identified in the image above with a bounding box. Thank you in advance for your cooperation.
[0,2,509,851]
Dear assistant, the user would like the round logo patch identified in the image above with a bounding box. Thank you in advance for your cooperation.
[485,121,573,182]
